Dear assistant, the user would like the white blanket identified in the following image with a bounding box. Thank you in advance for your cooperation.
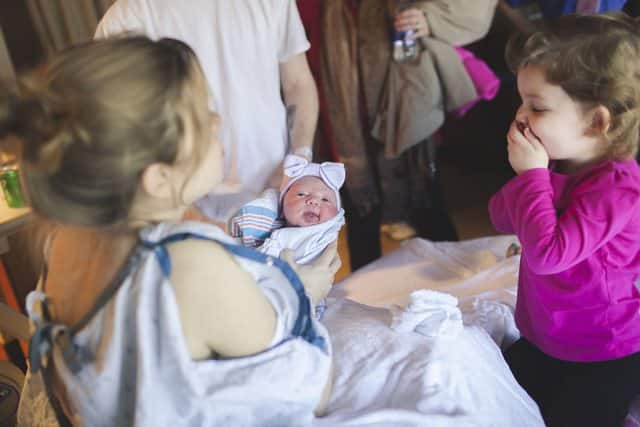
[259,209,345,264]
[329,236,520,309]
[316,298,543,426]
[19,235,637,426]
[327,235,640,426]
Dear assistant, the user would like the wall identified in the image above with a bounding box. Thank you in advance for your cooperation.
[0,27,15,82]
[0,2,44,72]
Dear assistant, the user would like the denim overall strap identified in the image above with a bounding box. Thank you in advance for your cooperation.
[29,243,147,375]
[142,232,326,351]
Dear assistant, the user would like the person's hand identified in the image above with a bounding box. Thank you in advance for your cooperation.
[507,120,549,174]
[394,8,430,40]
[281,241,341,305]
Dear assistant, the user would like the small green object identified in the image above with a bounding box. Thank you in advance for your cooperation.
[0,168,25,208]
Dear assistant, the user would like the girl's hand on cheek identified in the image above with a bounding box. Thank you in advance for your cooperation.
[507,121,549,175]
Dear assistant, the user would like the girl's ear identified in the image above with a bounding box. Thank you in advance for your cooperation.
[589,105,611,136]
[140,162,174,199]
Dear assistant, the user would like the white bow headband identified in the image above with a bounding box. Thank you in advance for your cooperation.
[280,154,345,210]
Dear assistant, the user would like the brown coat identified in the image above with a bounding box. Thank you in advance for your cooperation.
[320,0,498,213]
[360,0,498,157]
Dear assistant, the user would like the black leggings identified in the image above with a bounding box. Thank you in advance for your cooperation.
[341,189,382,271]
[504,338,640,427]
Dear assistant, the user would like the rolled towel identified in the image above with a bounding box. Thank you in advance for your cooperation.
[462,299,519,350]
[391,290,463,338]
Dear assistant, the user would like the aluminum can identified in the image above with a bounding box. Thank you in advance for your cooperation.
[392,29,418,63]
[0,168,25,208]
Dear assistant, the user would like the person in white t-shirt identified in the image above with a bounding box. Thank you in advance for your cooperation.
[96,0,319,223]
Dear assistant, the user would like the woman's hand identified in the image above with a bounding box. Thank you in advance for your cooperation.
[281,241,341,305]
[394,8,430,40]
[507,121,549,175]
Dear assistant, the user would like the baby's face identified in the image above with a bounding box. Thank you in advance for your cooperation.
[282,176,338,227]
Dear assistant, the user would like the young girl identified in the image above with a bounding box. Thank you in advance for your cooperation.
[2,37,338,426]
[489,13,640,427]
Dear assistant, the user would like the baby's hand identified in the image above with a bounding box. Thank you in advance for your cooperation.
[505,242,522,258]
[507,120,549,175]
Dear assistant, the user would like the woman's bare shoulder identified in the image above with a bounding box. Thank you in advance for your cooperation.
[166,239,277,359]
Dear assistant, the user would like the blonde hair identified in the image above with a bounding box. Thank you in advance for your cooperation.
[506,13,640,160]
[0,36,211,227]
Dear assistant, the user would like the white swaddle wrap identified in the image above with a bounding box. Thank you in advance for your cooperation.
[19,222,331,427]
[259,209,345,264]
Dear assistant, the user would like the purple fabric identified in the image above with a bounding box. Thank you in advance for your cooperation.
[489,160,640,362]
[452,47,501,118]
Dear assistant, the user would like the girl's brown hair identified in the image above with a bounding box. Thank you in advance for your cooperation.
[0,36,211,227]
[506,13,640,159]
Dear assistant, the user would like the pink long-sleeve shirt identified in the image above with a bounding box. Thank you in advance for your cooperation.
[489,160,640,362]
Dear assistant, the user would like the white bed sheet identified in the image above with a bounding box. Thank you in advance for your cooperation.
[318,298,542,426]
[18,235,638,426]
[329,235,520,309]
[324,235,640,427]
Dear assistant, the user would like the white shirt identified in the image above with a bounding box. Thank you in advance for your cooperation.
[96,0,310,219]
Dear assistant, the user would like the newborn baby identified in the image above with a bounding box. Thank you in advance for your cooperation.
[259,154,346,264]
[281,175,339,227]
[229,154,345,264]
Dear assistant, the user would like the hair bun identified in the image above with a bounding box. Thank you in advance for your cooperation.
[0,80,79,174]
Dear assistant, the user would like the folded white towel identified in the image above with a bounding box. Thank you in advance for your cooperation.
[391,290,463,338]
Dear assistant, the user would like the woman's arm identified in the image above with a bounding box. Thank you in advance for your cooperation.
[169,238,335,415]
[281,242,339,416]
[280,241,341,306]
[315,363,333,416]
[167,240,277,359]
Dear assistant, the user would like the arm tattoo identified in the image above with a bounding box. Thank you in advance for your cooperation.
[286,104,297,149]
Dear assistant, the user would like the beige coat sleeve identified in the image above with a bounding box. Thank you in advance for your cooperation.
[417,0,499,46]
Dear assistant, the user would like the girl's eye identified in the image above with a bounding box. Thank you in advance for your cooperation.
[531,106,546,113]
[322,198,329,202]
[297,192,307,197]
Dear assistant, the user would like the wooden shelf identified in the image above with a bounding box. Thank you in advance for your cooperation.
[0,205,31,239]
